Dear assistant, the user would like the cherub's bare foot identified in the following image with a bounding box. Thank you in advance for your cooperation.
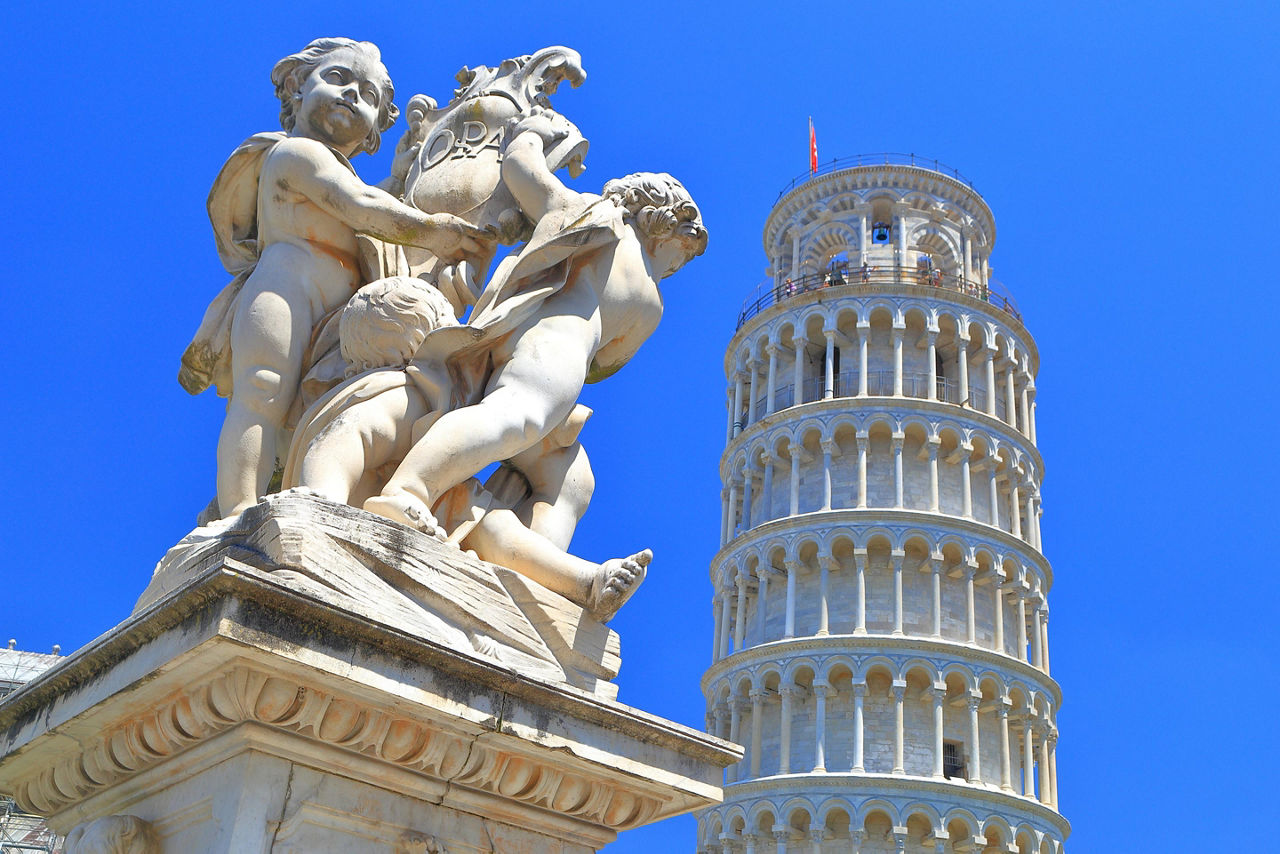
[588,549,651,623]
[364,492,446,540]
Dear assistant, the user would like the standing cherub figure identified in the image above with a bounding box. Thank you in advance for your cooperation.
[364,107,708,536]
[179,38,487,519]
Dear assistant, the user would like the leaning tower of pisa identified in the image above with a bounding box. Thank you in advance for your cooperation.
[697,155,1068,854]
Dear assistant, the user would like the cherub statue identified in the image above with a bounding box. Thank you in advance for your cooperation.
[363,108,708,540]
[178,38,488,520]
[282,277,647,620]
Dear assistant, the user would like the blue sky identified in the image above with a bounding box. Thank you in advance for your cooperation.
[4,2,1277,850]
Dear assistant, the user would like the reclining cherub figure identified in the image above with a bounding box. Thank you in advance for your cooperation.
[363,107,708,539]
[283,276,647,621]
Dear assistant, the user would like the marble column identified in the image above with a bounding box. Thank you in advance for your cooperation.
[784,561,798,639]
[823,331,836,399]
[852,683,867,772]
[966,694,982,784]
[998,702,1013,791]
[779,685,795,774]
[853,551,868,634]
[856,432,869,508]
[812,682,829,772]
[749,690,764,779]
[891,682,906,774]
[857,323,870,396]
[931,687,946,778]
[765,344,779,415]
[892,326,904,396]
[892,433,905,509]
[891,552,905,636]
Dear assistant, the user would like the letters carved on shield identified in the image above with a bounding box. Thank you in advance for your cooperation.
[396,46,590,312]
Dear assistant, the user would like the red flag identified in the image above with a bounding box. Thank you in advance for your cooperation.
[809,117,818,174]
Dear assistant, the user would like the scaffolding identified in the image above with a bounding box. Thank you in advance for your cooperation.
[0,799,58,854]
[0,642,63,854]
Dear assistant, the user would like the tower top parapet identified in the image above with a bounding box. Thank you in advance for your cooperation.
[763,153,996,265]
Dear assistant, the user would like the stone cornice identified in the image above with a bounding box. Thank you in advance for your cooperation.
[726,282,1037,373]
[9,661,670,831]
[0,565,740,829]
[714,772,1070,838]
[710,508,1055,590]
[763,166,997,253]
[700,634,1062,709]
[721,395,1043,478]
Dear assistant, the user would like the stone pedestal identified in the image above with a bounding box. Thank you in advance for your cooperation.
[0,512,738,852]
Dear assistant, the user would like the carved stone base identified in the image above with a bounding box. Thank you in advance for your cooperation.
[0,560,738,852]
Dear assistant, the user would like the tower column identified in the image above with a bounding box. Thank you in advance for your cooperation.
[1037,722,1051,804]
[812,681,829,772]
[749,690,764,779]
[891,681,906,774]
[891,550,905,636]
[852,683,866,772]
[1016,590,1029,662]
[1021,717,1035,797]
[930,558,943,638]
[853,550,868,634]
[960,444,974,519]
[734,570,751,653]
[741,466,755,531]
[957,336,970,405]
[788,443,802,515]
[892,433,905,509]
[999,701,1014,791]
[755,565,771,642]
[727,697,743,783]
[784,561,798,639]
[793,338,805,406]
[927,330,938,401]
[857,323,870,396]
[760,454,775,523]
[964,565,977,645]
[817,556,832,636]
[746,359,759,426]
[966,693,983,784]
[856,431,869,508]
[927,438,941,511]
[1031,598,1045,669]
[930,686,946,778]
[732,372,745,437]
[1005,362,1018,428]
[717,579,733,659]
[892,325,904,396]
[993,573,1006,654]
[984,344,997,416]
[823,330,836,399]
[778,686,795,774]
[765,343,779,415]
[820,440,835,511]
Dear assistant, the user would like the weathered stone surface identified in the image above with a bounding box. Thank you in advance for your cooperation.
[138,491,621,699]
[0,561,739,852]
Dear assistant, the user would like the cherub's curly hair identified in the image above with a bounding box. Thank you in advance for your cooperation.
[271,38,400,155]
[340,277,458,374]
[602,172,708,264]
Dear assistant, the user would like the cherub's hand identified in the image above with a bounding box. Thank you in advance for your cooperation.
[389,132,421,188]
[507,105,573,149]
[419,214,493,261]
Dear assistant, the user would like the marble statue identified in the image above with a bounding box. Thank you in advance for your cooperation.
[176,38,706,636]
[178,38,488,520]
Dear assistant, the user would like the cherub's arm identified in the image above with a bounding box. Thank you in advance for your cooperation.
[271,138,485,258]
[501,122,581,225]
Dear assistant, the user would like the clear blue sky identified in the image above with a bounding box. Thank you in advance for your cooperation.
[4,2,1276,851]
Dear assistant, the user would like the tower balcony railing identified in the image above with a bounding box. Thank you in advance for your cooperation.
[747,370,1006,430]
[776,152,978,198]
[736,265,1021,330]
